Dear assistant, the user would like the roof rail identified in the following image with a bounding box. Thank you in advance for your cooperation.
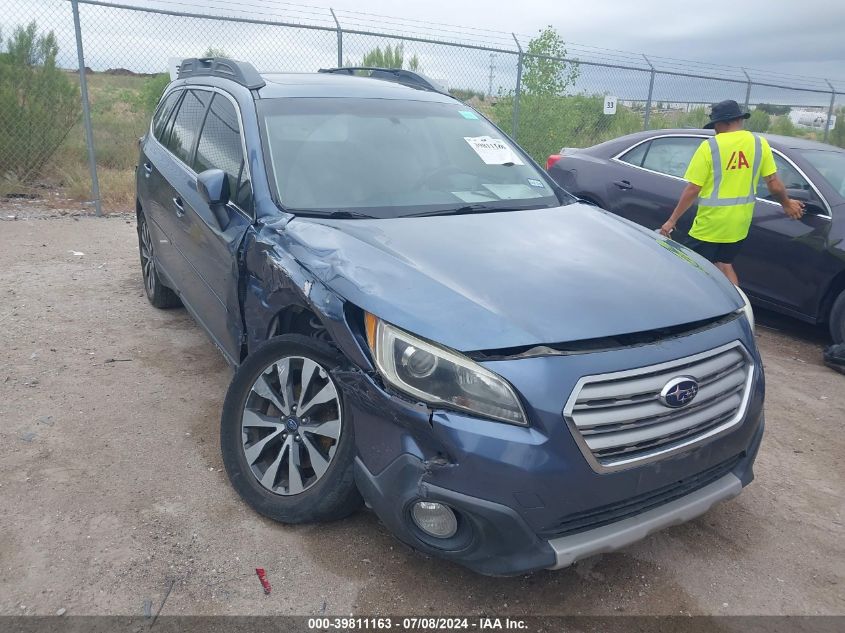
[318,67,447,94]
[177,58,265,90]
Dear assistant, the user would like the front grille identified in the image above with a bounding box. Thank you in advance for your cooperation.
[564,342,754,472]
[539,455,741,538]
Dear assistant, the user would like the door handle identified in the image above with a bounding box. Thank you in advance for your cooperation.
[143,161,152,175]
[172,196,185,217]
[613,180,633,190]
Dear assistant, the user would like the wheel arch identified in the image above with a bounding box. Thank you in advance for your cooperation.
[820,269,845,324]
[240,228,373,371]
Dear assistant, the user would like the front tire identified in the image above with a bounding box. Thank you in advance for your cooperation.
[221,334,362,523]
[829,290,845,344]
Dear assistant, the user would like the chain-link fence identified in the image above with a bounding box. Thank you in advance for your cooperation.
[2,0,842,213]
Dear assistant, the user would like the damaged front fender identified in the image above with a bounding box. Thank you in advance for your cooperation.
[241,220,372,370]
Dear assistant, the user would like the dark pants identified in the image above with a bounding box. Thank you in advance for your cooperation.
[684,236,746,264]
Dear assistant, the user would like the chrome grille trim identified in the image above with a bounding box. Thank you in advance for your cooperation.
[563,341,755,473]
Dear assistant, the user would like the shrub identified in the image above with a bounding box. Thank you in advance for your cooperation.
[747,108,770,133]
[769,116,796,137]
[826,107,845,149]
[0,22,81,181]
[492,93,643,164]
[138,73,170,113]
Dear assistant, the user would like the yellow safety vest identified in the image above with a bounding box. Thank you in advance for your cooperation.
[685,131,774,243]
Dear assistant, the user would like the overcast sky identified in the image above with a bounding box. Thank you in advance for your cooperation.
[6,0,844,100]
[303,0,845,84]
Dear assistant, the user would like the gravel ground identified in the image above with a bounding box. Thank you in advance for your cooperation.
[0,211,843,617]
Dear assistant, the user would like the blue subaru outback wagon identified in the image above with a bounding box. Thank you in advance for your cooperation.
[136,58,764,575]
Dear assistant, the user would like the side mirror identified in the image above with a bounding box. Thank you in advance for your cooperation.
[197,168,230,206]
[196,169,230,228]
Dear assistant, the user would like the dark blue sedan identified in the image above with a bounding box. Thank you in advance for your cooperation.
[547,130,845,342]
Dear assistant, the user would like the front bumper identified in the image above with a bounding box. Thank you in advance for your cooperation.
[547,470,742,569]
[352,420,762,575]
[339,317,764,576]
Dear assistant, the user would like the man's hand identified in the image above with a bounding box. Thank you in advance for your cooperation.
[766,174,805,220]
[661,183,702,237]
[659,220,676,237]
[783,198,805,220]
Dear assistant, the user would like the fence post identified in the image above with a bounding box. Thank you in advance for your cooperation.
[642,55,655,130]
[330,8,342,67]
[511,33,523,141]
[824,80,835,143]
[70,0,101,216]
[741,68,752,111]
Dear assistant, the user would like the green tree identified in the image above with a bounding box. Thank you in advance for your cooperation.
[0,22,80,181]
[756,103,791,116]
[746,108,770,133]
[361,43,406,69]
[521,26,579,96]
[202,47,228,58]
[491,26,642,164]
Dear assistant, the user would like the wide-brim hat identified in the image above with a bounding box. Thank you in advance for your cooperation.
[704,99,751,129]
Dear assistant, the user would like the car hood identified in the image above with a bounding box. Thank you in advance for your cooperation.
[276,204,743,352]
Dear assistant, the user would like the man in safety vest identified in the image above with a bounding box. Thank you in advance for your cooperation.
[659,99,805,284]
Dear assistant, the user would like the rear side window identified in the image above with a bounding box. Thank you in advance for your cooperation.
[193,94,252,212]
[756,154,811,198]
[152,91,181,142]
[166,90,210,165]
[620,141,649,167]
[641,137,701,178]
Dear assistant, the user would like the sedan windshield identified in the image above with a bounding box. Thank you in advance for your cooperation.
[258,97,566,218]
[800,148,845,197]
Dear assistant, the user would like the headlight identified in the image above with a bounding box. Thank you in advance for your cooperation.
[734,285,754,331]
[365,313,527,425]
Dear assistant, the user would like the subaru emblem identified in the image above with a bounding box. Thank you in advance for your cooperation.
[659,376,699,408]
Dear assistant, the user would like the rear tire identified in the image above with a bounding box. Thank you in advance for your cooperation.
[221,334,362,523]
[829,290,845,344]
[137,211,180,309]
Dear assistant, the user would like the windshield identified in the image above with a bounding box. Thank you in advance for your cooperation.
[800,148,845,197]
[258,97,566,218]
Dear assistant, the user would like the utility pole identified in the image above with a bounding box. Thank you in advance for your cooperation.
[488,53,496,97]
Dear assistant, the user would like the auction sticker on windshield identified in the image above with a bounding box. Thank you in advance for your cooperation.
[464,136,524,165]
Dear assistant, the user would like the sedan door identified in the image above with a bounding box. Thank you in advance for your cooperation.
[606,135,705,236]
[734,152,831,317]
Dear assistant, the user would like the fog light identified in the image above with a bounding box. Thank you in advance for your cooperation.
[411,501,458,538]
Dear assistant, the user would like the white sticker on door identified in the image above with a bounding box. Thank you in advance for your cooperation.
[464,136,524,165]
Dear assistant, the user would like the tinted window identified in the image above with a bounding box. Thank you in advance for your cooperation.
[799,149,845,197]
[166,90,210,165]
[620,141,649,167]
[194,94,252,212]
[152,91,181,142]
[756,154,811,198]
[641,137,702,178]
[258,98,564,218]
